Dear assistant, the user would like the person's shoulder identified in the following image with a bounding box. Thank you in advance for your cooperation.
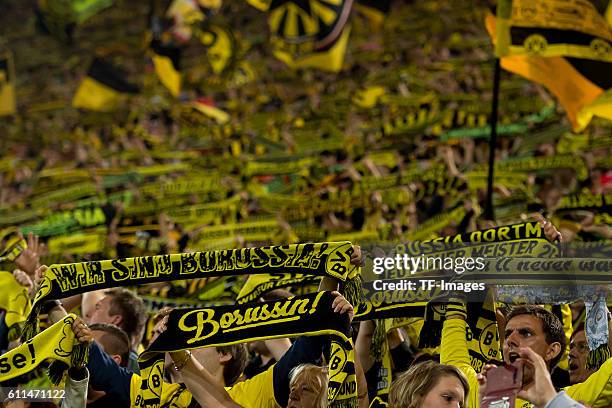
[229,364,275,391]
[227,365,279,408]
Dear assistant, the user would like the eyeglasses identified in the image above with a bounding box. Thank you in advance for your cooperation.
[570,341,589,353]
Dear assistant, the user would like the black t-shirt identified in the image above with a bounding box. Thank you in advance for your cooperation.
[243,354,276,379]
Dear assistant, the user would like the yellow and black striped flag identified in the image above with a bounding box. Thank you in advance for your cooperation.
[486,0,612,131]
[0,51,16,116]
[72,57,139,111]
[267,0,354,72]
[494,0,611,62]
[150,39,182,97]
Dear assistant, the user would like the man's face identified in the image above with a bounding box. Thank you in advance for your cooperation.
[85,296,121,327]
[503,314,554,365]
[192,347,224,379]
[569,330,595,384]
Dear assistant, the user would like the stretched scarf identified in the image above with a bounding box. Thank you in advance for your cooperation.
[139,291,357,408]
[23,242,359,341]
[401,221,547,255]
[236,273,321,304]
[353,283,436,407]
[368,222,556,285]
[465,257,612,284]
[21,206,106,237]
[0,314,87,384]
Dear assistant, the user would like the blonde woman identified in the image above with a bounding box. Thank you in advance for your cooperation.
[287,364,328,408]
[389,361,469,408]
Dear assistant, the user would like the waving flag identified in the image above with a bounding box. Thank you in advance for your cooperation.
[486,0,612,130]
[72,57,139,111]
[267,0,354,72]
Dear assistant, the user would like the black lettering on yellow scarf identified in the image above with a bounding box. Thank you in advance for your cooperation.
[0,314,87,384]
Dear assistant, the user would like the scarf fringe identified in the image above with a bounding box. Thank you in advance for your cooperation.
[343,274,365,310]
[71,343,89,369]
[419,303,443,349]
[47,361,69,385]
[20,308,40,342]
[371,319,386,361]
[587,344,611,370]
[8,323,23,342]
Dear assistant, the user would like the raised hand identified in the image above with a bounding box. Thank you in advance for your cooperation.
[15,232,45,276]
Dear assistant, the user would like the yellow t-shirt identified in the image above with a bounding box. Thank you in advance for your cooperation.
[128,364,280,408]
[227,365,280,408]
[441,318,612,408]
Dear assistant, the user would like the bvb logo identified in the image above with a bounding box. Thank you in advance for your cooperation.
[524,34,548,54]
[325,242,353,278]
[590,39,610,58]
[478,322,499,359]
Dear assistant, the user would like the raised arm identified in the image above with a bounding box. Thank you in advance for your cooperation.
[441,303,480,408]
[355,320,376,373]
[169,350,243,408]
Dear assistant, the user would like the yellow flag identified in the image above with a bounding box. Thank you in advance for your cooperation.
[494,0,612,62]
[151,40,181,98]
[577,88,612,128]
[485,12,610,131]
[195,25,235,75]
[72,58,139,111]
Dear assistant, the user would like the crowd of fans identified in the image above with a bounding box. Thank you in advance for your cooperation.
[0,227,610,407]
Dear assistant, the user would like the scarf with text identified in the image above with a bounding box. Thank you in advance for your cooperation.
[139,291,357,408]
[22,242,359,341]
[0,314,87,385]
[236,272,321,304]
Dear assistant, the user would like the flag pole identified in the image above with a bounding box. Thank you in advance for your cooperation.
[485,58,501,220]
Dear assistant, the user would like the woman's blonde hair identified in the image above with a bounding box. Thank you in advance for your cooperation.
[289,364,329,408]
[389,361,469,408]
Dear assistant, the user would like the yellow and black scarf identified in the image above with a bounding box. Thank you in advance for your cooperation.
[418,288,502,373]
[235,273,321,304]
[0,314,87,385]
[139,291,357,408]
[23,242,361,341]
